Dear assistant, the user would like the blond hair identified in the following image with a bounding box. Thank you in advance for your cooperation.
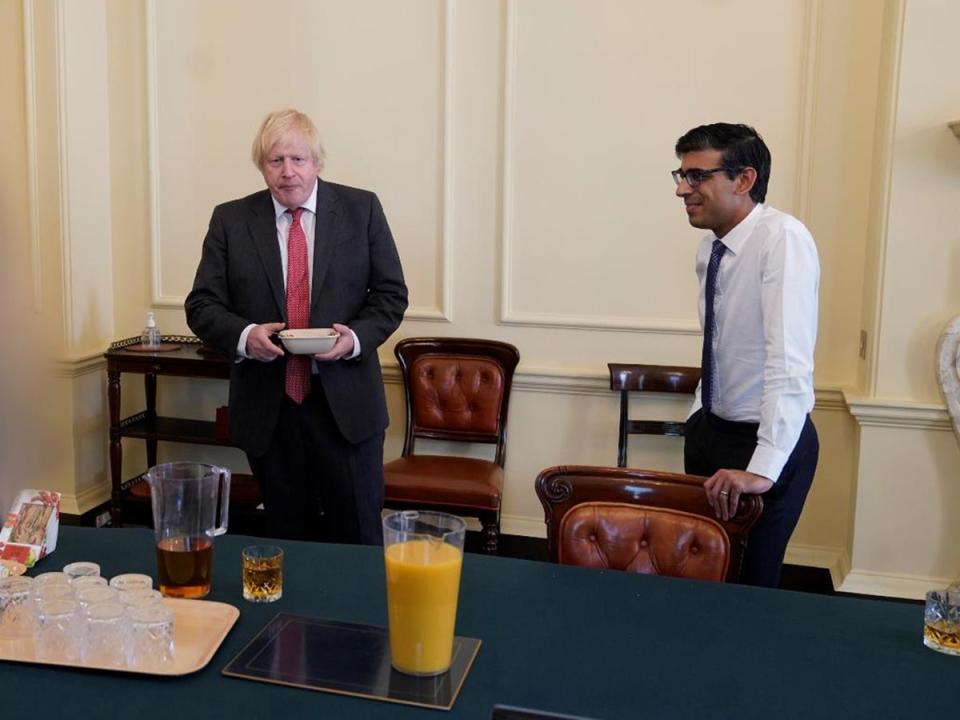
[251,108,326,171]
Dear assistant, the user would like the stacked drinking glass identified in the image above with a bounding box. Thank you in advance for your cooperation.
[0,562,174,669]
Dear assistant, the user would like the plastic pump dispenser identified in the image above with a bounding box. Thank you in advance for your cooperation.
[141,312,161,349]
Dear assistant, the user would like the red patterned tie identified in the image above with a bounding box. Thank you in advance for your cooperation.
[285,208,311,404]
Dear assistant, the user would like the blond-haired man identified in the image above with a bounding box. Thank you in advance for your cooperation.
[186,109,407,544]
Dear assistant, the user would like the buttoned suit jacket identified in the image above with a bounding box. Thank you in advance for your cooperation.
[185,178,408,458]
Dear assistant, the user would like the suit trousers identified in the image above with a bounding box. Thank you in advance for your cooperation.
[684,409,819,588]
[247,378,385,545]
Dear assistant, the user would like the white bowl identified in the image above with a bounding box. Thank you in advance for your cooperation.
[278,328,340,355]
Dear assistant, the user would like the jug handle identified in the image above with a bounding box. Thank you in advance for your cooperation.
[213,468,231,536]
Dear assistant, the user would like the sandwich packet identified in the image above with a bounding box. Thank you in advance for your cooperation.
[0,489,61,567]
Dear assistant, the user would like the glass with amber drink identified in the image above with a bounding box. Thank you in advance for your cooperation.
[241,545,283,602]
[924,589,960,656]
[382,510,466,676]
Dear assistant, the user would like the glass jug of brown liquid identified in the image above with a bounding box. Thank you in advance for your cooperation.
[146,462,230,598]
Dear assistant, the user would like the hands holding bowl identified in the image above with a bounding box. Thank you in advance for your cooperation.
[246,323,353,362]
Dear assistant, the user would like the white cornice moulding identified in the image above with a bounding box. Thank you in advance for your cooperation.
[384,362,847,409]
[844,392,951,430]
[51,353,895,423]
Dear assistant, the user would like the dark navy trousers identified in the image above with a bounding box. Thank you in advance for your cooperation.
[684,409,819,587]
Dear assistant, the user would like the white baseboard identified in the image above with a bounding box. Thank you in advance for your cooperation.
[59,481,110,516]
[501,514,546,539]
[783,543,849,590]
[837,568,954,600]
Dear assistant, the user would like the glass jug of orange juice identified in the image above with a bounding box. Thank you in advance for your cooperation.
[382,510,466,675]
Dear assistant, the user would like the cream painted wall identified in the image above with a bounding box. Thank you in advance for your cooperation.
[875,0,960,402]
[0,0,73,514]
[841,0,960,596]
[6,0,957,596]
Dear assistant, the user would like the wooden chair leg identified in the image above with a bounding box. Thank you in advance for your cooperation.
[482,519,499,555]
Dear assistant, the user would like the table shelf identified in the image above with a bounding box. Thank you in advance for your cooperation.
[105,337,261,529]
[119,415,230,446]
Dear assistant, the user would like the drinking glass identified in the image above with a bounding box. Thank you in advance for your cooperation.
[242,545,283,603]
[382,510,466,675]
[33,583,75,604]
[127,604,174,669]
[0,576,37,641]
[82,601,127,667]
[118,588,164,608]
[35,599,81,662]
[109,573,153,592]
[924,589,960,656]
[72,575,108,591]
[76,586,118,612]
[63,562,100,580]
[34,572,72,588]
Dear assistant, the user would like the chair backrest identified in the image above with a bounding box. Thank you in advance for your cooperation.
[535,465,762,582]
[607,363,700,467]
[396,338,521,466]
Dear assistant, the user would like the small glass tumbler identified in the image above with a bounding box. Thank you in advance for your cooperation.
[127,604,174,669]
[110,573,153,592]
[0,576,37,641]
[63,562,100,580]
[924,589,960,656]
[72,575,108,591]
[82,601,128,667]
[33,583,75,604]
[34,572,72,588]
[242,545,283,603]
[35,598,81,662]
[118,588,164,608]
[76,586,118,613]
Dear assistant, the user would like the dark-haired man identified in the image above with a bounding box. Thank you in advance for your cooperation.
[674,123,819,587]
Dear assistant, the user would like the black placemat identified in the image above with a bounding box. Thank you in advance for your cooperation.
[222,613,480,711]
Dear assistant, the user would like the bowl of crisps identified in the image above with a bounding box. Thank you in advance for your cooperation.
[277,328,340,355]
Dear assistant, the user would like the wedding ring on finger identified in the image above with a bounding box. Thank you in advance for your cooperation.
[719,490,730,497]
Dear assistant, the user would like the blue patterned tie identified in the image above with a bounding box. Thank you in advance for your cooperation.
[701,239,726,413]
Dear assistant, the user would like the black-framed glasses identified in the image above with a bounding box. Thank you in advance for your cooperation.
[671,166,741,188]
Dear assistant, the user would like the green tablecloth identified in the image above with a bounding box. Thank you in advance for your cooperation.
[5,527,956,719]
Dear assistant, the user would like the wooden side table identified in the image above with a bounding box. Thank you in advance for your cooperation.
[104,336,260,528]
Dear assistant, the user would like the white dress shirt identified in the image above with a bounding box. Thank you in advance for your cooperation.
[237,179,360,360]
[688,203,819,482]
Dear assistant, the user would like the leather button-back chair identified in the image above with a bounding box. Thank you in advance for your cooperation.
[535,465,762,582]
[607,363,700,467]
[383,338,520,554]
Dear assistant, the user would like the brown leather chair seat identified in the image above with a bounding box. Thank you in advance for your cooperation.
[382,456,502,510]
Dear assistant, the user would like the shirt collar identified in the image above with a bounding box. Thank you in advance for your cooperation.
[271,178,319,220]
[712,203,763,255]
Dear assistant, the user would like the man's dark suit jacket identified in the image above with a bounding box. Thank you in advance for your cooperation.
[185,178,408,457]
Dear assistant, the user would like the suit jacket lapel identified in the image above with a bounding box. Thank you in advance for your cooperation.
[311,179,341,311]
[247,191,286,318]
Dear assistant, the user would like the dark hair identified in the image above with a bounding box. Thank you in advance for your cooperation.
[675,123,770,203]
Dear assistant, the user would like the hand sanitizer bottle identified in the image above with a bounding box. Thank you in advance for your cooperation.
[141,312,161,349]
